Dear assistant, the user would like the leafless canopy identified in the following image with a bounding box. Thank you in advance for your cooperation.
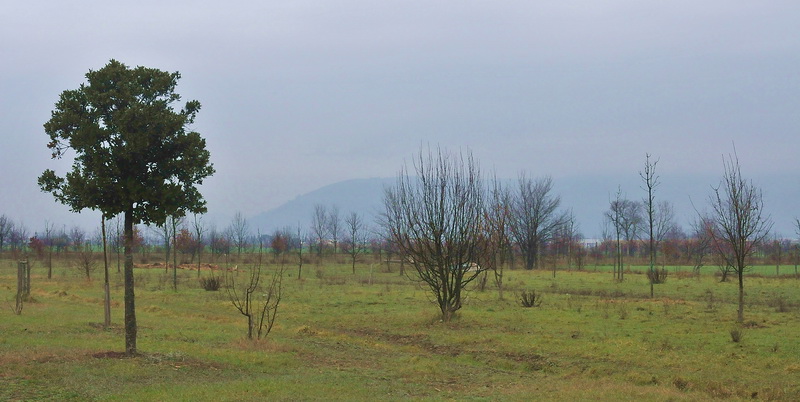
[382,146,486,321]
[509,175,565,270]
[310,204,329,256]
[484,176,512,298]
[0,214,11,250]
[229,211,250,256]
[327,205,341,254]
[707,152,772,322]
[344,211,366,273]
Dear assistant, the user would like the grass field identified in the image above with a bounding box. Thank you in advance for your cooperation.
[2,257,799,401]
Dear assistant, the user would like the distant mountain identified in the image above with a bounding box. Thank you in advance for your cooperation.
[250,174,799,238]
[249,177,395,234]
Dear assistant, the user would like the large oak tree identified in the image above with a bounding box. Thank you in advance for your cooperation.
[39,59,214,355]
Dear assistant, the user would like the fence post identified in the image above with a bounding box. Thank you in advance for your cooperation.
[24,259,31,296]
[15,261,25,314]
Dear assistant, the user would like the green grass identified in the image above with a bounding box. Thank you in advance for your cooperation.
[2,257,800,400]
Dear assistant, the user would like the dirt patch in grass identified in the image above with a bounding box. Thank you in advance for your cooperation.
[91,351,133,359]
[0,349,94,368]
[346,327,559,373]
[90,350,226,371]
[348,328,462,356]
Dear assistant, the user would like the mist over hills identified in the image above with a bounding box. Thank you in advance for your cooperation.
[250,174,799,239]
[249,178,394,235]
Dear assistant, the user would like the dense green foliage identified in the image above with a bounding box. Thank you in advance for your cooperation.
[38,59,214,224]
[38,59,215,355]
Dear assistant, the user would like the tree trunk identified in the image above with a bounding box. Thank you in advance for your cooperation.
[197,245,202,277]
[172,219,178,291]
[524,242,537,270]
[124,209,137,355]
[47,246,53,279]
[737,270,744,323]
[102,218,112,328]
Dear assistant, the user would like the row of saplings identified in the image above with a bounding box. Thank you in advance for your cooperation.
[197,257,672,339]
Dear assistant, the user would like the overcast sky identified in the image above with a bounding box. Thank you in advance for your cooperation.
[2,1,799,234]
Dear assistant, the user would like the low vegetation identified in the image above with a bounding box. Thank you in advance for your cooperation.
[2,254,799,400]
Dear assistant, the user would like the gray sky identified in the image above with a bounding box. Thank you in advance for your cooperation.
[2,1,799,235]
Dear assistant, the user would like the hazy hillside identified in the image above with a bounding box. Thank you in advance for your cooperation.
[250,174,799,238]
[249,177,395,235]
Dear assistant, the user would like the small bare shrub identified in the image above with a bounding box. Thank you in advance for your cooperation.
[646,268,668,284]
[617,303,629,319]
[519,289,543,308]
[704,289,716,311]
[730,327,744,343]
[673,377,690,391]
[323,276,347,286]
[74,244,97,280]
[134,273,150,289]
[199,276,222,291]
[226,265,284,340]
[768,296,791,313]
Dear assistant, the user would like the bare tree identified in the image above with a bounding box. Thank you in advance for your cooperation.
[43,221,55,279]
[74,242,97,280]
[619,200,643,257]
[225,263,284,340]
[605,189,643,280]
[509,174,565,270]
[640,153,661,297]
[706,152,772,323]
[230,211,250,257]
[310,204,329,257]
[328,205,341,255]
[550,208,581,277]
[208,224,224,262]
[9,222,28,256]
[688,215,713,274]
[152,219,172,273]
[69,226,86,252]
[794,218,800,276]
[193,213,207,276]
[344,212,366,274]
[767,233,787,276]
[296,224,305,279]
[654,201,676,248]
[484,176,512,299]
[170,214,185,290]
[0,214,11,251]
[796,218,800,240]
[605,188,625,280]
[382,146,487,321]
